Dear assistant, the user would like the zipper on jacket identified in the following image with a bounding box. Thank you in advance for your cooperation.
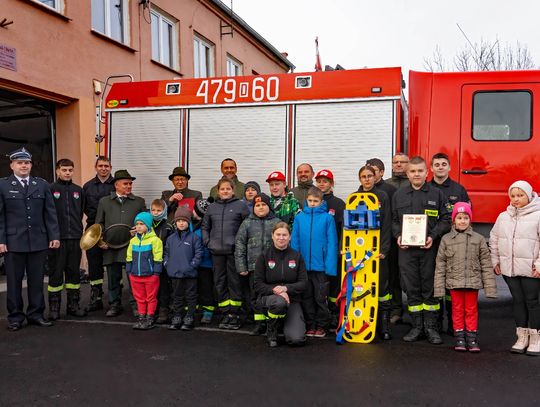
[309,209,313,270]
[66,185,71,237]
[220,202,226,249]
[137,236,142,276]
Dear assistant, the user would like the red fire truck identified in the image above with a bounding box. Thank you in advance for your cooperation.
[104,67,539,227]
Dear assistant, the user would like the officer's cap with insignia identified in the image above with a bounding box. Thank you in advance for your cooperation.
[8,147,32,162]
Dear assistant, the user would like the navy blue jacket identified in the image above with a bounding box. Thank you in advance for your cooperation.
[50,180,84,239]
[0,174,59,252]
[164,229,203,278]
[291,201,338,276]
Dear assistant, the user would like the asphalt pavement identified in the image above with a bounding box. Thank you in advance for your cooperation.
[0,275,538,406]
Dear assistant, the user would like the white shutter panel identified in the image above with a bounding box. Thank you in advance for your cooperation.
[109,109,181,204]
[187,106,287,197]
[295,101,395,201]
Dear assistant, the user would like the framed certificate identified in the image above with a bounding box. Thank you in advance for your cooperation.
[401,214,427,246]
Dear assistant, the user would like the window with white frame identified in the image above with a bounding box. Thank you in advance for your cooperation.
[92,0,129,44]
[151,9,178,69]
[193,35,215,78]
[34,0,64,12]
[226,55,243,77]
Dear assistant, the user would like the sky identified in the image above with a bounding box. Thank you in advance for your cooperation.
[231,0,540,84]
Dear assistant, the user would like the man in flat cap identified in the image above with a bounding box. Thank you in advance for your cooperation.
[161,167,202,221]
[95,169,146,317]
[0,147,60,331]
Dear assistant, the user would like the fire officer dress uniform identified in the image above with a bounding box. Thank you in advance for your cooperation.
[48,178,86,319]
[83,172,114,312]
[429,176,470,334]
[0,148,60,330]
[392,182,451,344]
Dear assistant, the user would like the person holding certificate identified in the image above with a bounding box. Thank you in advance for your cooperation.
[391,156,451,345]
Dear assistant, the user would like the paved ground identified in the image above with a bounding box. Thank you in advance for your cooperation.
[0,275,538,406]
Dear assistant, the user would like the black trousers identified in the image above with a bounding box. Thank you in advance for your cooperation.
[398,247,438,310]
[5,250,47,324]
[301,272,330,329]
[212,254,242,314]
[86,244,105,286]
[504,275,540,329]
[388,241,403,316]
[197,267,215,311]
[171,277,198,318]
[47,239,81,291]
[157,270,171,310]
[259,295,306,345]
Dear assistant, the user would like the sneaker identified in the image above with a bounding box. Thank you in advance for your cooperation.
[181,316,195,331]
[313,328,326,338]
[305,329,316,337]
[168,315,182,330]
[219,314,231,329]
[200,311,213,324]
[228,315,241,330]
[133,315,146,330]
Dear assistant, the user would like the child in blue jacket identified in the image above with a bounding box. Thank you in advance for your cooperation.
[291,187,338,338]
[126,212,163,330]
[164,206,203,330]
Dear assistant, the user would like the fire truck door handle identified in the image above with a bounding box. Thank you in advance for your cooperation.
[462,169,488,175]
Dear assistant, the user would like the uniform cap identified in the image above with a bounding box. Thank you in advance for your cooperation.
[8,147,32,161]
[266,171,286,183]
[315,169,334,181]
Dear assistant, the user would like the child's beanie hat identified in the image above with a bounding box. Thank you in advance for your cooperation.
[451,202,472,223]
[134,212,153,231]
[508,180,533,202]
[174,205,192,222]
[244,181,261,194]
[253,193,272,212]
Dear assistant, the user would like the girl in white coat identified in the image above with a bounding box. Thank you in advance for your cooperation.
[490,180,540,356]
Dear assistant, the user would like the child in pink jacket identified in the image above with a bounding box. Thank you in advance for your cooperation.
[490,180,540,356]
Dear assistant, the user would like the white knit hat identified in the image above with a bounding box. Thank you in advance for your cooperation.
[508,180,533,202]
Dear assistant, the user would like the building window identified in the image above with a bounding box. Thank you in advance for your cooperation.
[472,91,532,141]
[226,55,243,77]
[92,0,129,44]
[151,9,178,69]
[34,0,64,12]
[193,35,214,78]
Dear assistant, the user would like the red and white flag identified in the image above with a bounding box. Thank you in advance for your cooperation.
[315,37,322,71]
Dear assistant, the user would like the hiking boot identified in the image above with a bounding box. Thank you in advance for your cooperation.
[133,315,146,330]
[156,307,170,324]
[219,314,231,329]
[85,285,103,312]
[200,311,213,324]
[511,327,529,354]
[105,303,123,317]
[249,321,267,336]
[454,330,467,352]
[466,330,480,353]
[403,312,424,342]
[228,314,241,330]
[526,329,540,356]
[181,316,195,331]
[66,290,87,318]
[424,311,443,345]
[48,292,61,321]
[169,315,182,330]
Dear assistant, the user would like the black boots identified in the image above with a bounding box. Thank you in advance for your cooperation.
[454,330,467,351]
[424,311,443,345]
[266,319,279,348]
[86,285,103,312]
[466,330,480,352]
[403,312,424,342]
[48,292,61,321]
[67,290,87,317]
[379,310,392,340]
[156,307,170,324]
[250,321,267,336]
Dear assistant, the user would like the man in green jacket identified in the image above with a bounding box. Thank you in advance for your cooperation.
[95,170,146,317]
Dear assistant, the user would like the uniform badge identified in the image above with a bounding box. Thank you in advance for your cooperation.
[328,209,335,216]
[31,180,36,185]
[288,260,296,268]
[427,200,436,206]
[11,181,16,186]
[268,260,276,269]
[53,191,61,199]
[73,192,80,199]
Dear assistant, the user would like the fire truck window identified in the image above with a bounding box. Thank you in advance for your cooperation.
[472,91,531,141]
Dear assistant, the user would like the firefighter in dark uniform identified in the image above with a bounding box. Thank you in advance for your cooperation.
[82,156,115,312]
[392,156,451,344]
[429,152,471,334]
[0,147,60,331]
[47,158,86,320]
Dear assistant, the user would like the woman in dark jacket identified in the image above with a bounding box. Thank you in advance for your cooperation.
[254,222,308,347]
[357,165,393,340]
[202,178,249,330]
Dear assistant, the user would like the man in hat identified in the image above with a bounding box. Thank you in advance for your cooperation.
[209,158,245,200]
[161,167,202,221]
[266,170,300,230]
[0,147,60,331]
[95,170,146,317]
[82,156,115,312]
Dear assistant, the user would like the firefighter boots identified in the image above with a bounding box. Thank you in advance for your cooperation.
[403,312,424,342]
[228,314,241,330]
[511,327,529,354]
[66,290,87,317]
[424,311,443,345]
[266,319,279,348]
[379,310,392,341]
[454,330,467,352]
[85,285,103,312]
[48,292,61,321]
[250,321,267,336]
